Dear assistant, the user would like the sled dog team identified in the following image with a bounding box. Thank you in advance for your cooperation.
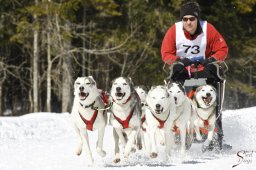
[71,76,218,165]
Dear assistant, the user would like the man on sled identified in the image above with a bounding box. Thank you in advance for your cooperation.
[161,1,232,151]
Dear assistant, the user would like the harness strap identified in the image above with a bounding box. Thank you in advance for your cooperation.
[197,110,215,128]
[101,90,108,106]
[113,107,135,129]
[79,110,98,131]
[151,112,169,129]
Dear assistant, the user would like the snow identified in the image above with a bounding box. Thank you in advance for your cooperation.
[0,107,256,170]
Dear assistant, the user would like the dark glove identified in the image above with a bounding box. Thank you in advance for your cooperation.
[177,58,193,66]
[203,57,216,66]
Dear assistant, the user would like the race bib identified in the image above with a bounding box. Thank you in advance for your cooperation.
[175,21,207,60]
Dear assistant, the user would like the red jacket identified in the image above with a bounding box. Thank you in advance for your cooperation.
[161,21,228,71]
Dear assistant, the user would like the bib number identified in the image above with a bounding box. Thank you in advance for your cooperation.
[183,45,200,54]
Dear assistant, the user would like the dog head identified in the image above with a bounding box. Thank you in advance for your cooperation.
[73,76,99,105]
[167,82,186,106]
[146,85,171,114]
[194,85,217,109]
[135,86,147,103]
[110,77,134,104]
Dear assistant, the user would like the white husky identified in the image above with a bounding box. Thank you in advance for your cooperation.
[71,76,108,165]
[167,82,194,154]
[191,84,217,152]
[109,77,142,163]
[143,85,176,158]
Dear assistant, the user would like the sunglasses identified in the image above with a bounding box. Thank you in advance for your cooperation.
[182,17,197,22]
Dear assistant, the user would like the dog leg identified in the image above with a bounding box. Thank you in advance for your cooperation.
[80,130,93,166]
[179,126,186,155]
[115,129,126,145]
[194,122,202,141]
[156,129,165,145]
[96,126,106,157]
[124,130,137,158]
[148,129,158,158]
[202,125,215,152]
[136,129,143,150]
[164,130,171,157]
[73,124,83,156]
[207,125,215,141]
[113,129,121,163]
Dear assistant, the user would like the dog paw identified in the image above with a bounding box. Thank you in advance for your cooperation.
[150,152,158,158]
[76,148,82,156]
[86,157,94,166]
[96,148,106,157]
[137,144,143,150]
[113,158,121,163]
[131,147,136,153]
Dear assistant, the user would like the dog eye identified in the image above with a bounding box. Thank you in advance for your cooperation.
[123,83,127,85]
[86,82,91,85]
[75,83,80,85]
[169,91,172,93]
[161,97,165,99]
[177,91,181,93]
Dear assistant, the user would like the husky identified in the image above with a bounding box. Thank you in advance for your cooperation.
[135,86,153,150]
[143,85,176,158]
[135,86,147,130]
[167,82,194,154]
[71,76,108,166]
[109,77,142,163]
[191,84,217,152]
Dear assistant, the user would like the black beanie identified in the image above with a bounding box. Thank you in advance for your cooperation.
[180,1,200,19]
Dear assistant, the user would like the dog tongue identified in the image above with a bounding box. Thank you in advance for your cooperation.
[203,96,212,105]
[79,92,88,99]
[116,93,123,97]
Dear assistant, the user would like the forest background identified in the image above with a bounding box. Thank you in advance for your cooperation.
[0,0,256,116]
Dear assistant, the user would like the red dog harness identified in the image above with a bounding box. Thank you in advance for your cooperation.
[79,110,98,131]
[112,107,135,129]
[151,112,169,129]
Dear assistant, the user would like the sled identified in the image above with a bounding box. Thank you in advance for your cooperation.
[165,59,228,146]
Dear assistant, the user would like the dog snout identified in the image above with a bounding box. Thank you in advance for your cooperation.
[79,86,84,91]
[116,87,121,92]
[155,104,161,109]
[206,93,211,97]
[174,96,177,102]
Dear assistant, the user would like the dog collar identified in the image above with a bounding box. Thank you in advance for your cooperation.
[80,101,96,109]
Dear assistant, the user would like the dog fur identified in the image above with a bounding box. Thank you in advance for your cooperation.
[191,84,217,151]
[109,77,142,163]
[71,76,108,165]
[143,85,176,158]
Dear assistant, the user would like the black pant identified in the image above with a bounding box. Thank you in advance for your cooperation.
[171,63,224,146]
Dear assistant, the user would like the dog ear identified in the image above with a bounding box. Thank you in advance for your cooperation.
[87,76,96,86]
[176,82,186,94]
[126,77,135,92]
[150,85,156,90]
[196,86,203,93]
[209,85,217,92]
